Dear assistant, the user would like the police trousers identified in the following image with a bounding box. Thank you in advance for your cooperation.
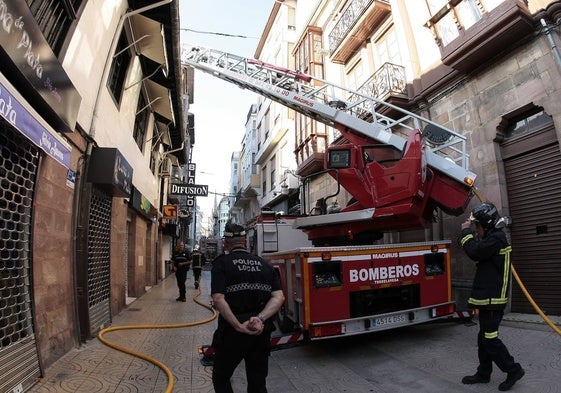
[212,321,271,393]
[175,267,189,298]
[476,309,521,377]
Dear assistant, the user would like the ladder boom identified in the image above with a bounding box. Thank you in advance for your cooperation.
[182,45,476,242]
[182,45,476,186]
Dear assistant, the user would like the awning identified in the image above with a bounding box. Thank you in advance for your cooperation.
[128,0,186,165]
[143,78,175,124]
[128,14,169,73]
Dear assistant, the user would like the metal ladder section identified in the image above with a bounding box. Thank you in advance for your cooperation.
[261,220,279,253]
[182,45,476,186]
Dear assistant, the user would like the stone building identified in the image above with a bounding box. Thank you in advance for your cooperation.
[239,0,561,315]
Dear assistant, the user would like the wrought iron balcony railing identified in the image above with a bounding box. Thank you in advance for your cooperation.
[328,0,390,55]
[347,62,407,119]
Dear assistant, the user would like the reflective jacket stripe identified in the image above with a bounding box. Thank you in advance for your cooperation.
[460,233,474,246]
[467,245,511,307]
[500,246,512,300]
[485,331,499,339]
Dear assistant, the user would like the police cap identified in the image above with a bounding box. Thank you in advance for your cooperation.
[223,222,246,238]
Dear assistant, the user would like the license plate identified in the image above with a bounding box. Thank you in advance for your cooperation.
[373,313,407,327]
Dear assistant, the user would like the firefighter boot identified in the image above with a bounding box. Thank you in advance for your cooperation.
[461,373,490,385]
[498,368,525,391]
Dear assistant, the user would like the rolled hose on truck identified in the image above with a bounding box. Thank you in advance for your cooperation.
[471,187,561,337]
[97,286,218,393]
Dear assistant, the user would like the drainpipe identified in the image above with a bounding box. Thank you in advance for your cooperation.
[88,0,173,139]
[541,18,561,74]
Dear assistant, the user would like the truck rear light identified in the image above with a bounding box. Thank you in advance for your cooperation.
[309,323,343,338]
[431,304,455,318]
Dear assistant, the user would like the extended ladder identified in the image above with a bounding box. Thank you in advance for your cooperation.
[182,45,476,186]
[182,45,476,240]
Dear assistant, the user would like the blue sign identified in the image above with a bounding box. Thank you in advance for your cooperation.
[0,79,71,168]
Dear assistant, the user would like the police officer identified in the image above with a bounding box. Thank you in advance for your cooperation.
[171,241,192,302]
[459,202,524,391]
[211,222,284,393]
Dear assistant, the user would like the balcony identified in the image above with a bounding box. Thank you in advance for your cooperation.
[437,0,534,73]
[234,174,261,208]
[328,0,391,64]
[347,62,408,120]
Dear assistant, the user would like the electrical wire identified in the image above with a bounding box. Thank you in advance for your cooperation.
[97,284,218,393]
[180,27,258,39]
[472,187,561,336]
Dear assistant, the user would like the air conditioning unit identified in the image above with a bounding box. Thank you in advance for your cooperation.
[160,157,172,176]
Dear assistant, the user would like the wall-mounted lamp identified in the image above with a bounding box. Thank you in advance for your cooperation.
[281,180,289,195]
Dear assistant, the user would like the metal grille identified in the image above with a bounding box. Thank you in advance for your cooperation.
[87,189,112,335]
[25,0,84,55]
[0,122,41,392]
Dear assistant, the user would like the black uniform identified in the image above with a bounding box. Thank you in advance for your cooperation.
[172,249,191,300]
[459,227,522,378]
[211,247,281,393]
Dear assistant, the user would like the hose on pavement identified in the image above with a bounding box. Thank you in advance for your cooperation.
[98,283,217,393]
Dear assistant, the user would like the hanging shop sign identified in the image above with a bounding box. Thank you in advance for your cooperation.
[0,0,81,133]
[87,147,133,197]
[0,76,71,168]
[163,205,177,219]
[129,187,158,222]
[169,183,208,196]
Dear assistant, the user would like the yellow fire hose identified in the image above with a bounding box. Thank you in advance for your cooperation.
[98,286,217,393]
[471,187,561,336]
[96,185,561,393]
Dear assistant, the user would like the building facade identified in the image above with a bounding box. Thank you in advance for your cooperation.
[0,1,189,391]
[233,0,561,315]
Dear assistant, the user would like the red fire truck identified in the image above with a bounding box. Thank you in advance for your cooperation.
[183,46,475,344]
[267,240,454,340]
[246,211,455,342]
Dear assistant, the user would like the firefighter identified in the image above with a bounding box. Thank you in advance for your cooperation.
[191,245,205,289]
[210,222,284,393]
[459,202,524,391]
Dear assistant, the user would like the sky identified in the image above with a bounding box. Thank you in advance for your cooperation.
[179,1,275,220]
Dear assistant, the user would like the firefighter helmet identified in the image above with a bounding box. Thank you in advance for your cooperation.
[469,202,500,229]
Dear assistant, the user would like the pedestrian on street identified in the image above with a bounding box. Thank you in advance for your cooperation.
[458,202,525,391]
[210,222,285,393]
[191,245,206,289]
[171,241,192,302]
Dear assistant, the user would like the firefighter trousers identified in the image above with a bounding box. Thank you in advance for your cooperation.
[476,309,522,377]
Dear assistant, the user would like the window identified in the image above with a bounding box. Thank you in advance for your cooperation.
[506,110,551,138]
[132,94,148,152]
[107,32,132,104]
[425,0,488,46]
[262,165,267,194]
[26,0,84,55]
[375,27,401,67]
[346,59,364,91]
[270,156,276,190]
